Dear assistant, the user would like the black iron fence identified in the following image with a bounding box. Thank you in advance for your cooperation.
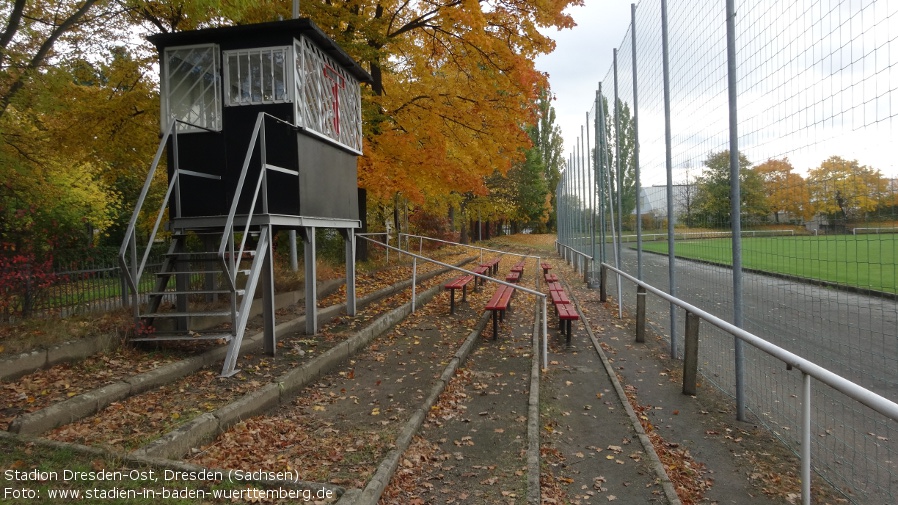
[0,246,167,321]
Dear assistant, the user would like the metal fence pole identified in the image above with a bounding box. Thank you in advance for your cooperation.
[613,49,623,319]
[661,0,677,360]
[726,0,746,422]
[631,2,643,281]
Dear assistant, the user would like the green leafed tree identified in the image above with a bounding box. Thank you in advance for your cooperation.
[597,94,637,226]
[535,89,564,231]
[693,150,769,228]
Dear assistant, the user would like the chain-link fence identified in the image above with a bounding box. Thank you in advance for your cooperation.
[555,1,898,502]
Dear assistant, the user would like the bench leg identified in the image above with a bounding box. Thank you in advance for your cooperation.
[462,284,468,302]
[492,310,499,340]
[449,290,456,315]
[566,320,572,344]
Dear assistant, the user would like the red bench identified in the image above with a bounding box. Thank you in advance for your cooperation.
[444,275,474,314]
[472,265,490,287]
[505,271,521,283]
[556,303,579,344]
[511,261,526,274]
[540,262,552,275]
[549,289,570,306]
[544,273,559,283]
[482,257,502,275]
[547,281,564,292]
[485,284,515,339]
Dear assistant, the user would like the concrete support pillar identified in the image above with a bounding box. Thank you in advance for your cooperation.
[303,227,318,335]
[342,229,356,316]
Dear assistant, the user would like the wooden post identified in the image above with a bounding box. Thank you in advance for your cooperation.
[683,311,700,396]
[635,285,646,343]
[600,264,608,302]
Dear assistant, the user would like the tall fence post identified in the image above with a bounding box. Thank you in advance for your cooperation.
[600,264,607,302]
[683,311,700,396]
[635,285,646,343]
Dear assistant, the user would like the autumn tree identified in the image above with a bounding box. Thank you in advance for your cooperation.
[755,157,810,223]
[290,0,578,208]
[693,150,768,227]
[806,156,888,222]
[0,1,134,247]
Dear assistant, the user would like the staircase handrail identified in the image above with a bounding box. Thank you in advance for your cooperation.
[217,113,264,291]
[117,118,178,301]
[217,112,299,291]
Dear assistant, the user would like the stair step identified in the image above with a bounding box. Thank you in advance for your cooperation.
[173,230,260,237]
[156,270,228,277]
[164,251,257,259]
[130,332,234,342]
[146,289,244,297]
[141,310,235,318]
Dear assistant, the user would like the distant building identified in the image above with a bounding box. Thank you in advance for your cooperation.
[636,185,696,225]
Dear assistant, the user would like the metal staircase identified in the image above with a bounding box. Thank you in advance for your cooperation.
[119,113,283,377]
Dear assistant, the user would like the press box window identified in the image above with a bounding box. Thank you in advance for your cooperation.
[225,47,292,105]
[162,44,222,132]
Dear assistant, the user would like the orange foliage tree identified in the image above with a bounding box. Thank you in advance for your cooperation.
[755,158,810,223]
[290,0,581,208]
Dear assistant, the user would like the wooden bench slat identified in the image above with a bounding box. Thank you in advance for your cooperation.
[556,302,579,344]
[550,290,570,305]
[485,284,515,340]
[445,275,475,314]
[444,275,474,289]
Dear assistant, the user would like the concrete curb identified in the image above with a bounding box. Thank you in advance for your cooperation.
[564,278,682,505]
[527,300,542,505]
[349,309,493,505]
[133,282,447,460]
[0,284,340,383]
[5,262,471,436]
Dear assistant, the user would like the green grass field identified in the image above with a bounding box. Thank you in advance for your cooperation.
[638,234,898,294]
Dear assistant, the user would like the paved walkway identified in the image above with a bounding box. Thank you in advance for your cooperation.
[548,256,807,505]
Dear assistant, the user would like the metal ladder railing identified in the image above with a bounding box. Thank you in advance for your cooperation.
[117,114,298,376]
[218,112,300,376]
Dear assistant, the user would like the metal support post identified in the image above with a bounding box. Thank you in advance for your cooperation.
[726,0,746,422]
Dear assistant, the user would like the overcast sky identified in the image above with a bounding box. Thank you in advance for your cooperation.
[534,0,898,185]
[534,1,634,164]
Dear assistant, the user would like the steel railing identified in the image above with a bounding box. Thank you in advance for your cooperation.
[599,261,898,505]
[360,235,551,368]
